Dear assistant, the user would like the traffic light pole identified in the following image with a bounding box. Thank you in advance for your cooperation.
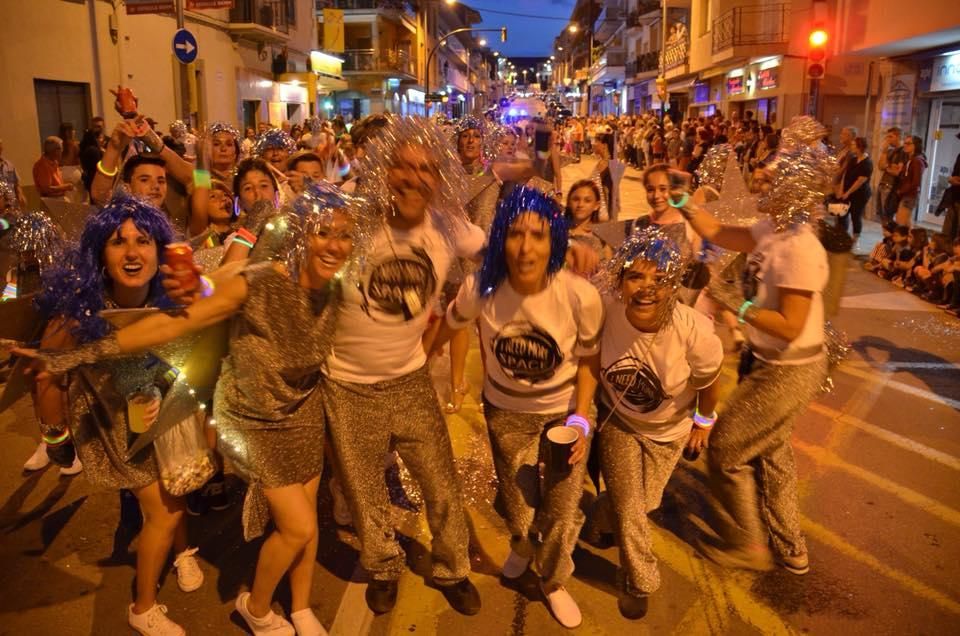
[425,27,506,110]
[807,77,821,117]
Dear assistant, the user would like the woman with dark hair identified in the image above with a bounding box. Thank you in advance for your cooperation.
[590,129,619,220]
[433,186,604,628]
[19,183,364,636]
[20,196,203,635]
[836,136,873,243]
[896,135,928,226]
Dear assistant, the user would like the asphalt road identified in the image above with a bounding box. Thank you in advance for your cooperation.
[1,157,958,635]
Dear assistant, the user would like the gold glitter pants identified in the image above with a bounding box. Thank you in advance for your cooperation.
[323,366,470,583]
[708,356,827,557]
[484,402,590,591]
[597,415,685,596]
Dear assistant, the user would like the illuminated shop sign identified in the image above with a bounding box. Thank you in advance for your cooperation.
[727,75,744,95]
[757,67,778,90]
[931,53,960,92]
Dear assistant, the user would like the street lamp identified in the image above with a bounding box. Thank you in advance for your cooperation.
[479,38,487,46]
[568,24,578,33]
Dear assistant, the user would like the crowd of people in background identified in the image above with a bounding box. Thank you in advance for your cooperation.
[0,92,956,636]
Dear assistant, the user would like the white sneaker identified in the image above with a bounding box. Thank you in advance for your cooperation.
[329,477,352,526]
[542,584,582,629]
[59,456,83,476]
[235,592,295,635]
[290,608,329,636]
[23,442,50,471]
[173,547,204,592]
[501,550,531,579]
[128,603,185,636]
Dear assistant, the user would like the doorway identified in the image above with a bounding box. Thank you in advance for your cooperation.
[33,79,91,149]
[920,98,960,226]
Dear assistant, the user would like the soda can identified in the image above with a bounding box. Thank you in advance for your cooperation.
[164,242,199,293]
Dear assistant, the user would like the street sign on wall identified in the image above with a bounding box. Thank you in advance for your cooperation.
[187,0,234,8]
[126,0,175,14]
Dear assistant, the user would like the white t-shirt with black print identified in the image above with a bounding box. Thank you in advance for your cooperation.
[326,215,486,384]
[447,270,604,414]
[599,302,723,442]
[743,218,828,365]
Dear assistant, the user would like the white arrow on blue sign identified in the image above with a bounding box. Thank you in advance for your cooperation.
[172,28,198,64]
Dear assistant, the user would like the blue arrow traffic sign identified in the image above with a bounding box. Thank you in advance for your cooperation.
[172,28,198,64]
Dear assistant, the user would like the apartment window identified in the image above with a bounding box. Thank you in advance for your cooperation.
[33,79,91,148]
[700,0,711,35]
[287,0,296,27]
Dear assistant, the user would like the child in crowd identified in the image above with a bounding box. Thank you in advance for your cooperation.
[891,228,928,287]
[864,221,897,272]
[934,238,960,314]
[565,179,611,263]
[876,225,912,279]
[908,232,949,296]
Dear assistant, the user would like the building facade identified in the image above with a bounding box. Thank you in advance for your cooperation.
[1,0,317,192]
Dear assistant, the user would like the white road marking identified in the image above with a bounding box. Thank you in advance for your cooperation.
[808,403,960,471]
[839,291,940,312]
[329,563,374,636]
[836,364,960,411]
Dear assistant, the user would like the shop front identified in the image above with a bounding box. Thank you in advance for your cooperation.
[722,56,804,127]
[915,48,960,227]
[688,78,722,118]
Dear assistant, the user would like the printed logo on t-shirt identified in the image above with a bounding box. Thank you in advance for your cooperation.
[493,321,564,384]
[603,355,671,413]
[359,245,438,322]
[742,251,765,300]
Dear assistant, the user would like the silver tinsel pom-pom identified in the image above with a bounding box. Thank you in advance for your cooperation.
[253,128,297,156]
[820,320,851,393]
[2,210,63,272]
[758,116,837,231]
[696,143,734,192]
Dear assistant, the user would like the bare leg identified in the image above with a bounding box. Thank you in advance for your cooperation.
[247,482,318,618]
[288,476,321,612]
[132,481,184,614]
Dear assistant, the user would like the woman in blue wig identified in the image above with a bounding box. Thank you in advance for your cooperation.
[22,195,205,635]
[19,182,364,636]
[594,225,723,620]
[434,185,604,629]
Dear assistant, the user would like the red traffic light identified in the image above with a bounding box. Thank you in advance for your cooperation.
[808,63,825,80]
[809,29,828,47]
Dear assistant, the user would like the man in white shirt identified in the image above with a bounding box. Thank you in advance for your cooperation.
[321,119,484,616]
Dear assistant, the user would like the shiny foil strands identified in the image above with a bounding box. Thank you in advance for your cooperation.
[207,121,241,141]
[696,143,734,192]
[596,224,685,330]
[253,128,297,156]
[757,116,837,231]
[821,320,851,393]
[3,210,63,273]
[354,114,471,261]
[169,119,188,138]
[0,180,17,211]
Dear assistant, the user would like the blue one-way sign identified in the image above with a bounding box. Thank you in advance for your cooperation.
[173,29,198,64]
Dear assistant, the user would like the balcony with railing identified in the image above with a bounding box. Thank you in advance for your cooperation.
[625,50,659,77]
[712,3,788,55]
[595,4,625,41]
[341,48,415,77]
[230,0,291,43]
[664,29,688,71]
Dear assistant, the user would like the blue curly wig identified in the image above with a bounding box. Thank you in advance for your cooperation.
[478,185,568,297]
[36,195,177,343]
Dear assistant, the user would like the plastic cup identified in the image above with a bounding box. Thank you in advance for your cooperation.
[546,426,579,475]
